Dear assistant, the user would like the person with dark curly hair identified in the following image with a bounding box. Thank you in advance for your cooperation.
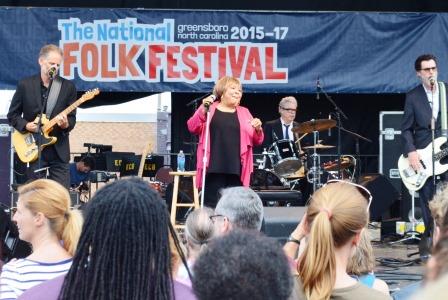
[192,230,292,300]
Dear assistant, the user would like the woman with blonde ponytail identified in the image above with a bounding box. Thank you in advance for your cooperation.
[292,180,390,300]
[0,179,82,299]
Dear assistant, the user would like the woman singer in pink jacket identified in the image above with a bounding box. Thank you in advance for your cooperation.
[187,76,264,207]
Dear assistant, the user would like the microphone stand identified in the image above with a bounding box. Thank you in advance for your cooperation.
[35,74,54,179]
[186,93,211,170]
[200,105,212,208]
[430,83,436,192]
[319,83,348,179]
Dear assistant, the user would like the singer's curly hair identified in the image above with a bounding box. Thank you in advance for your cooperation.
[415,54,437,71]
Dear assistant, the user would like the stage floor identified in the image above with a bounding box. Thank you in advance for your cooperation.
[370,226,424,294]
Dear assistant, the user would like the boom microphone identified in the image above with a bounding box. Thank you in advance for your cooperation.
[48,67,57,78]
[316,76,320,100]
[429,77,436,86]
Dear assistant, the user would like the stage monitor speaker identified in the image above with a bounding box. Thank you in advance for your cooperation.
[255,190,303,207]
[359,173,399,221]
[11,191,80,208]
[261,207,306,243]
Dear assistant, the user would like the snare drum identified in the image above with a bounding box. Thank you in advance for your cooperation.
[269,140,302,177]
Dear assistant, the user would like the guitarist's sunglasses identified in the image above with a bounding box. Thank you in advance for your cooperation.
[323,179,373,212]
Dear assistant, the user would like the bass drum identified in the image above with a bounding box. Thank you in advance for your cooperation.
[250,169,285,189]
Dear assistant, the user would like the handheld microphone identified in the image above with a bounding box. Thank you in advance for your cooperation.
[48,67,57,79]
[316,76,320,100]
[204,94,217,112]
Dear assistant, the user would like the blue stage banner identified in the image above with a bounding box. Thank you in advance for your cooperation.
[1,8,448,94]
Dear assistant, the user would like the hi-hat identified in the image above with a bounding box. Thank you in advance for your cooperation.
[292,119,337,134]
[303,144,335,150]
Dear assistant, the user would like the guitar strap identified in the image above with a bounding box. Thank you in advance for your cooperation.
[440,82,447,137]
[45,76,62,117]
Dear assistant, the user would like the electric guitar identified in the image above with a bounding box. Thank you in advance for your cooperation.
[398,137,448,191]
[13,88,100,163]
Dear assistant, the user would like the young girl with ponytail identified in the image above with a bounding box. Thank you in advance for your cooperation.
[293,180,391,300]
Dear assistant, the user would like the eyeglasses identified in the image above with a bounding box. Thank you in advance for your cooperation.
[209,214,227,223]
[323,179,372,211]
[280,106,297,113]
[420,67,437,72]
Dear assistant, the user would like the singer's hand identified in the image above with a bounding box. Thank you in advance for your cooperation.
[250,118,262,132]
[408,151,422,171]
[202,95,216,114]
[56,114,69,129]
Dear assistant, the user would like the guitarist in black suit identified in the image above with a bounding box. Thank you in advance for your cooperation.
[401,54,448,236]
[7,44,77,189]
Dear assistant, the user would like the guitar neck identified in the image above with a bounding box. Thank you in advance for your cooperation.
[42,88,99,132]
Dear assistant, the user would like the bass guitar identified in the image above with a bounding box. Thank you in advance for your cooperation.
[398,137,448,191]
[13,88,99,163]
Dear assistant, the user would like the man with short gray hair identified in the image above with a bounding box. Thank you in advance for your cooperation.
[211,186,263,235]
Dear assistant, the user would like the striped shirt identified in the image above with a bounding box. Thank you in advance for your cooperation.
[0,258,72,300]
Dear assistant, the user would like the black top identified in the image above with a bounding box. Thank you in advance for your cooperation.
[208,109,241,175]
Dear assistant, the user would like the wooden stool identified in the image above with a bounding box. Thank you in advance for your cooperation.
[169,171,200,229]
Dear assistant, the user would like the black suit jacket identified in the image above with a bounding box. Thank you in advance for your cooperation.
[7,74,77,163]
[401,83,448,155]
[262,118,299,149]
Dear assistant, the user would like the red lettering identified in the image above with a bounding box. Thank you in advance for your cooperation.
[198,46,217,78]
[101,45,116,78]
[62,43,79,77]
[118,44,141,77]
[148,45,165,79]
[244,47,263,80]
[218,47,227,79]
[81,43,98,78]
[167,46,181,78]
[265,47,286,80]
[228,46,247,78]
[182,46,199,80]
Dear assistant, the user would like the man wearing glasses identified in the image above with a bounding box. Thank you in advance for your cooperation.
[401,53,448,237]
[262,96,299,149]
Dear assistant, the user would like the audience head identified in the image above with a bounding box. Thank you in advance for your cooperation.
[15,179,82,256]
[426,233,448,282]
[346,228,375,276]
[184,207,215,259]
[298,181,369,300]
[213,186,264,234]
[429,183,448,244]
[59,177,186,299]
[193,230,292,300]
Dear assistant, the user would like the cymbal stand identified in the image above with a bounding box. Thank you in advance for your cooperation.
[307,130,321,193]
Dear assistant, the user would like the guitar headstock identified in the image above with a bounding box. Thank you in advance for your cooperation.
[80,88,100,103]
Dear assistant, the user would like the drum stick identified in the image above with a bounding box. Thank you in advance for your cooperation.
[297,133,308,141]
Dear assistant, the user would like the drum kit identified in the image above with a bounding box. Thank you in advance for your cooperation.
[256,119,356,192]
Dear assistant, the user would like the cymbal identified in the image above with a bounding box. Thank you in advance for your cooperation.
[302,144,335,150]
[292,119,337,134]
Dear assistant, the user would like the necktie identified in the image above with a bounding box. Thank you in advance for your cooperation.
[284,124,290,140]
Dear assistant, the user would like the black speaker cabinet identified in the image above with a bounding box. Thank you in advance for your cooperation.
[261,207,306,242]
[359,173,399,221]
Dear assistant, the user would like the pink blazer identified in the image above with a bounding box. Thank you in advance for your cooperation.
[187,102,264,188]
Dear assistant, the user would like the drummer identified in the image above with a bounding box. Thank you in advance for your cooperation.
[263,96,301,150]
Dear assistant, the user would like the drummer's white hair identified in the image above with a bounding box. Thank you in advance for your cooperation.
[279,96,297,108]
[215,186,264,231]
